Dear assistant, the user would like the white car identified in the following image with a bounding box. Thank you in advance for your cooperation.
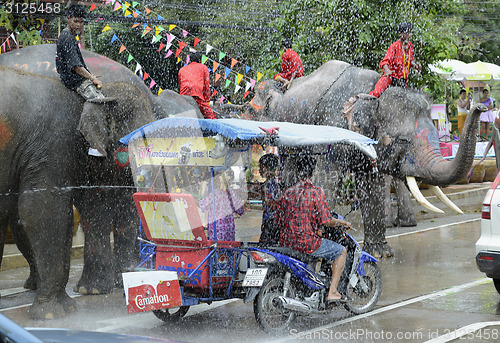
[476,172,500,293]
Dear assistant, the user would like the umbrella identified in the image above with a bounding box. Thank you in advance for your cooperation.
[429,59,476,81]
[466,61,500,81]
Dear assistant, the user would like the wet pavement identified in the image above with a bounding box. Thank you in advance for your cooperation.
[1,182,499,342]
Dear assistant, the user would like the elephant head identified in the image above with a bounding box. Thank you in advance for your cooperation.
[349,86,487,213]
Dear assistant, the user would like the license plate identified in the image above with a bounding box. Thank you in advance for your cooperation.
[242,268,268,287]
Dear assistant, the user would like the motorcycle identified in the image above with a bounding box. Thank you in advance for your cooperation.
[245,201,382,335]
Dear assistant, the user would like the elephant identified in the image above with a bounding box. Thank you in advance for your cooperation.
[241,60,486,257]
[0,45,202,318]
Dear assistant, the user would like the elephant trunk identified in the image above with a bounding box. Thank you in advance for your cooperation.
[403,104,486,186]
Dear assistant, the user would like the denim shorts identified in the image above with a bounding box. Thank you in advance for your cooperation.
[311,238,344,261]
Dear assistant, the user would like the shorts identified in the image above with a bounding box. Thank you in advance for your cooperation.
[311,238,344,261]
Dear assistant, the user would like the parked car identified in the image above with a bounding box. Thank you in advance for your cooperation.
[476,172,500,293]
[0,313,180,343]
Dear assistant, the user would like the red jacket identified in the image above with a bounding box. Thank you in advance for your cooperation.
[178,62,211,102]
[274,49,304,81]
[380,40,414,80]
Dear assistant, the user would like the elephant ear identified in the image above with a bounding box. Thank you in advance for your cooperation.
[351,95,378,138]
[77,101,111,157]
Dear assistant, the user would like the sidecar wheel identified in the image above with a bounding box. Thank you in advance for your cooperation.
[153,306,190,322]
[254,274,296,335]
[344,261,382,314]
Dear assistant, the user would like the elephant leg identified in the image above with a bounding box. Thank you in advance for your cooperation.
[112,189,140,287]
[383,175,394,228]
[9,217,38,290]
[74,190,114,295]
[358,171,394,258]
[18,190,76,319]
[392,178,417,227]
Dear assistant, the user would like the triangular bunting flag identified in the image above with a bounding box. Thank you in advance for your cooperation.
[213,61,219,72]
[234,85,241,94]
[194,37,200,47]
[182,30,188,38]
[178,41,187,50]
[135,63,141,73]
[165,50,173,58]
[166,33,172,43]
[158,42,165,52]
[250,78,256,90]
[90,3,97,11]
[215,73,221,83]
[201,55,208,64]
[9,33,17,46]
[102,24,111,33]
[244,90,250,98]
[119,44,126,54]
[132,1,139,7]
[176,57,181,64]
[132,23,140,29]
[157,15,164,21]
[123,2,131,10]
[155,27,161,36]
[127,54,133,63]
[225,79,231,89]
[245,65,251,74]
[225,67,231,79]
[236,73,243,85]
[132,10,139,17]
[231,58,238,69]
[124,10,132,17]
[186,55,190,64]
[206,44,213,54]
[175,48,182,58]
[149,80,156,89]
[110,34,118,44]
[142,26,152,37]
[158,88,163,96]
[219,51,226,61]
[245,81,251,92]
[114,2,121,11]
[219,96,225,104]
[165,42,172,50]
[256,72,263,82]
[211,90,218,98]
[169,24,176,31]
[143,72,149,81]
[145,7,151,15]
[153,35,161,43]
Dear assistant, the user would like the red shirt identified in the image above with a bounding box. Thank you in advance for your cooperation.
[380,40,414,80]
[277,179,332,254]
[274,49,304,81]
[178,62,211,102]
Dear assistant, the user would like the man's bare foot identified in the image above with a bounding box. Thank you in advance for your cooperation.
[327,291,342,301]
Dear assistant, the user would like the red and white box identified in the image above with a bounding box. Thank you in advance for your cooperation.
[122,271,182,314]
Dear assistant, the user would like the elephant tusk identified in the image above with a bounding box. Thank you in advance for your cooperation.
[429,186,464,214]
[406,176,444,214]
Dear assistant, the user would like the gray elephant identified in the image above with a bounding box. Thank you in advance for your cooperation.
[0,45,202,317]
[243,60,486,257]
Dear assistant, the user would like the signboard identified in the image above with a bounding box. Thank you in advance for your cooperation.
[122,271,182,314]
[129,137,225,167]
[431,104,447,138]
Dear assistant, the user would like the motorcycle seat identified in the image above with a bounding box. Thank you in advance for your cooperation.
[265,246,318,263]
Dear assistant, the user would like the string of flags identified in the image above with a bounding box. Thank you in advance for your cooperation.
[91,0,264,100]
[0,32,18,55]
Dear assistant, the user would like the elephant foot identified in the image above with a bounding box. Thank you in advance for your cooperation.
[24,275,37,290]
[363,242,394,258]
[73,285,105,295]
[28,292,76,320]
[393,217,417,227]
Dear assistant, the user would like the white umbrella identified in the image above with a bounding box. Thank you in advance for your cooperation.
[429,59,476,81]
[466,61,500,81]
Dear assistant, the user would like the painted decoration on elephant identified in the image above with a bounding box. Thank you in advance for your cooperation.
[130,137,225,167]
[122,271,182,313]
[0,117,14,151]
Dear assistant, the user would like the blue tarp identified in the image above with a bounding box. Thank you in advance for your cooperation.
[119,118,378,159]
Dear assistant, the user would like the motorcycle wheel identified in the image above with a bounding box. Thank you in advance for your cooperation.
[254,274,297,335]
[152,306,190,322]
[344,261,382,314]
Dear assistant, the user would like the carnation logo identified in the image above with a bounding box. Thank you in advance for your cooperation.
[135,290,171,310]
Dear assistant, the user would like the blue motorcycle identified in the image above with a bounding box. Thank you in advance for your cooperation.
[245,202,382,335]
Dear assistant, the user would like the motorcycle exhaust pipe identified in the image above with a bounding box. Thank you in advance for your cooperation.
[277,296,313,313]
